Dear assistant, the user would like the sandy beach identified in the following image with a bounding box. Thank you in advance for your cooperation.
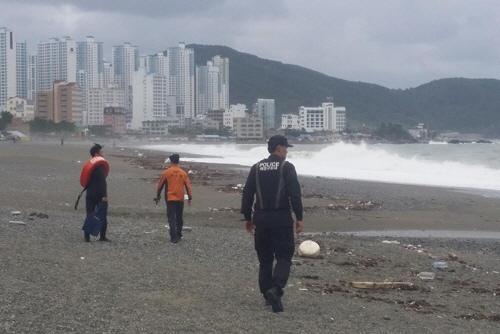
[1,139,500,333]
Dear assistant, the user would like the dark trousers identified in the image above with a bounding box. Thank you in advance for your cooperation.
[254,225,295,297]
[85,197,108,239]
[166,201,184,239]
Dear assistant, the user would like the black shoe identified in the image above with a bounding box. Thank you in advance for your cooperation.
[84,234,90,243]
[265,287,284,313]
[99,237,111,242]
[170,237,178,243]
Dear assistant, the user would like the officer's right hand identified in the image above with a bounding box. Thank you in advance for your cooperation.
[296,220,303,234]
[245,221,254,234]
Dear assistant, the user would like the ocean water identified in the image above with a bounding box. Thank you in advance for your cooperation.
[141,141,500,195]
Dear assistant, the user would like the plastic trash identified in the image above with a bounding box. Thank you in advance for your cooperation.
[417,272,435,280]
[432,261,448,269]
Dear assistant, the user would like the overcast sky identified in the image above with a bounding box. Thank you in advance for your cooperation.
[2,0,500,89]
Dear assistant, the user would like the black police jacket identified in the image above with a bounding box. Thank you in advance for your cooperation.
[241,154,303,226]
[86,164,107,200]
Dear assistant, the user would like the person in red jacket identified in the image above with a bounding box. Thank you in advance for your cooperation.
[156,154,192,243]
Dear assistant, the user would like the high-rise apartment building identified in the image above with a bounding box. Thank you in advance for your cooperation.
[27,54,37,101]
[112,42,139,123]
[255,99,276,130]
[147,52,169,76]
[16,40,28,99]
[0,27,17,112]
[76,36,104,117]
[196,61,220,116]
[102,62,115,88]
[37,37,77,92]
[212,55,229,110]
[166,43,195,125]
[131,67,174,130]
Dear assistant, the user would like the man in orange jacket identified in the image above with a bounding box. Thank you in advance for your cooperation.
[156,154,193,243]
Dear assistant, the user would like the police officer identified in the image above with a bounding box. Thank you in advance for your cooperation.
[241,135,303,313]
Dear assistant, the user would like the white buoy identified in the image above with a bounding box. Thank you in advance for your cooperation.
[298,240,320,258]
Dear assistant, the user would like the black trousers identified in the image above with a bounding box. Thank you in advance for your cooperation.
[166,201,184,239]
[85,197,108,238]
[254,225,295,297]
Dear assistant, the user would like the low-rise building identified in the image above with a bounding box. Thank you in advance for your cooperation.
[103,107,126,135]
[6,97,35,121]
[223,104,247,129]
[299,102,346,133]
[35,81,82,124]
[281,113,300,130]
[233,115,263,140]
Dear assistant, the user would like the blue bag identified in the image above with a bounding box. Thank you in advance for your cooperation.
[82,202,107,237]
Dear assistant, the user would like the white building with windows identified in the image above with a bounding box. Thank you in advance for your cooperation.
[16,40,28,99]
[112,42,140,122]
[212,55,229,110]
[299,102,346,133]
[166,43,195,125]
[196,60,220,116]
[86,88,126,125]
[6,96,34,121]
[76,36,104,116]
[281,114,300,130]
[255,99,275,130]
[146,52,169,76]
[27,53,36,101]
[233,115,263,139]
[223,103,247,129]
[37,36,76,92]
[131,67,175,130]
[0,27,17,112]
[102,62,115,88]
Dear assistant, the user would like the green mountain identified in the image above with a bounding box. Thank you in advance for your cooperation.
[188,44,500,137]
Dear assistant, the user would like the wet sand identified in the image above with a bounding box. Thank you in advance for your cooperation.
[1,140,500,333]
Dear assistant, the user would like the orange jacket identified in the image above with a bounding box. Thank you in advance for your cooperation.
[156,165,192,202]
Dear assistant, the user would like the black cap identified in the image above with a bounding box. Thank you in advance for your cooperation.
[268,135,293,151]
[169,154,180,164]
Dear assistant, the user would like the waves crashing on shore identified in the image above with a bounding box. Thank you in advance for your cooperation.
[142,142,500,195]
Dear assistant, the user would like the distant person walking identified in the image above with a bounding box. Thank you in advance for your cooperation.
[241,135,303,313]
[83,144,110,242]
[156,154,193,243]
[61,137,64,146]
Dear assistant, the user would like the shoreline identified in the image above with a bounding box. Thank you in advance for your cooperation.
[2,140,500,332]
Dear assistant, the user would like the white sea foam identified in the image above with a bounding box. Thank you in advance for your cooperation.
[142,142,500,192]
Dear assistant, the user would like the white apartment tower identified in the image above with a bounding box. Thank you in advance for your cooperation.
[196,61,220,116]
[102,62,115,88]
[131,67,174,130]
[147,53,169,76]
[112,42,139,122]
[27,54,37,101]
[212,55,229,110]
[0,27,17,111]
[76,36,104,120]
[256,99,276,130]
[16,40,28,99]
[166,43,195,125]
[37,36,77,92]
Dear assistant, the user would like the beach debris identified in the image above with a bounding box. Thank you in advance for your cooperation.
[299,288,308,291]
[77,160,82,163]
[291,259,303,265]
[80,257,85,260]
[382,240,400,244]
[448,252,459,261]
[11,211,21,215]
[298,240,321,258]
[29,212,49,219]
[209,207,239,212]
[432,261,448,269]
[8,221,26,225]
[188,170,195,174]
[143,230,157,234]
[350,281,414,290]
[166,226,192,232]
[138,153,144,157]
[417,272,435,280]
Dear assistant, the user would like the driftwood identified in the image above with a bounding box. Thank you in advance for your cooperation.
[349,281,413,289]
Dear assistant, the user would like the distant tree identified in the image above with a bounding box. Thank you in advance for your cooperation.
[30,117,75,133]
[0,111,13,130]
[168,127,185,135]
[373,122,417,143]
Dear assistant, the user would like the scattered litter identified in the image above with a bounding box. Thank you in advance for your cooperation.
[188,170,195,174]
[299,288,308,291]
[166,226,192,232]
[432,261,448,269]
[11,211,21,215]
[448,252,458,261]
[138,153,144,157]
[382,240,400,244]
[29,212,49,219]
[143,230,157,234]
[417,272,436,280]
[77,160,82,163]
[350,281,413,289]
[292,259,303,265]
[9,221,26,225]
[298,240,321,258]
[80,257,85,260]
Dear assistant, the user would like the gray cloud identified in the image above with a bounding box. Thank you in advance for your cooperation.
[2,0,500,88]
